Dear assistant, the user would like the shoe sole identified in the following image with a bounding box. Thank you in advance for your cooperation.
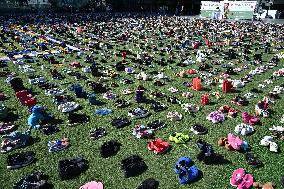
[7,159,34,169]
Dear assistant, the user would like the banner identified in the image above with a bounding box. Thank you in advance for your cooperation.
[200,1,258,20]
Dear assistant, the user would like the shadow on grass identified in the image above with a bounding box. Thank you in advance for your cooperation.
[3,112,19,122]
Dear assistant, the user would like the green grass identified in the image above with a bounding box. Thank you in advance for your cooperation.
[0,24,284,189]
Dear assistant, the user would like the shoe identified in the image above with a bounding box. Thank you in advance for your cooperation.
[121,155,147,178]
[0,122,16,134]
[13,171,50,188]
[177,166,199,185]
[191,124,208,135]
[137,178,159,189]
[167,111,182,121]
[237,174,254,189]
[133,125,153,139]
[7,151,35,169]
[58,102,79,113]
[147,138,170,154]
[235,123,254,136]
[67,113,89,126]
[227,134,244,151]
[58,157,88,180]
[169,133,189,144]
[112,117,131,128]
[48,138,70,152]
[100,140,121,158]
[128,107,150,119]
[115,99,130,108]
[230,168,246,187]
[151,101,167,112]
[90,128,106,140]
[42,124,59,135]
[245,153,262,168]
[147,120,166,130]
[174,156,193,174]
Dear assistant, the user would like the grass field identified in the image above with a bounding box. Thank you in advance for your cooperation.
[0,20,284,189]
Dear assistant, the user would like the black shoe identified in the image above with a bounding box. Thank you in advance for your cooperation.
[7,151,35,169]
[151,101,167,112]
[191,124,208,135]
[137,178,159,189]
[13,171,50,189]
[121,155,147,178]
[58,157,88,180]
[42,124,59,135]
[147,120,166,130]
[245,153,262,168]
[112,117,131,128]
[100,140,121,158]
[90,128,106,140]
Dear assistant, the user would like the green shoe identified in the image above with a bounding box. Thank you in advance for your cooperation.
[169,133,189,144]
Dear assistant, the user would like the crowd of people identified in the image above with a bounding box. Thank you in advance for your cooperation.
[1,13,284,188]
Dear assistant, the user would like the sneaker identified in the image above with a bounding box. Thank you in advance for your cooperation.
[58,102,79,113]
[191,124,208,135]
[128,107,150,119]
[90,128,106,140]
[7,151,35,169]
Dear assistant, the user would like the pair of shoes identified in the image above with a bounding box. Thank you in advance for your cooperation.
[151,101,167,112]
[7,151,35,169]
[0,122,16,134]
[231,96,248,106]
[95,108,112,116]
[42,124,59,135]
[230,168,254,189]
[67,113,89,126]
[133,125,154,139]
[58,102,79,113]
[100,140,121,158]
[207,111,225,123]
[48,138,70,152]
[128,107,149,119]
[115,99,130,108]
[196,140,216,164]
[260,136,278,152]
[121,155,147,178]
[136,178,159,189]
[191,124,208,135]
[90,128,106,140]
[112,117,131,128]
[13,171,51,188]
[218,105,239,118]
[147,138,170,154]
[174,156,199,185]
[147,120,166,130]
[242,112,260,126]
[235,123,254,136]
[245,153,262,168]
[167,112,183,121]
[169,133,189,144]
[58,157,88,180]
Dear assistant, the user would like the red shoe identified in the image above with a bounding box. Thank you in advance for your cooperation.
[147,138,170,154]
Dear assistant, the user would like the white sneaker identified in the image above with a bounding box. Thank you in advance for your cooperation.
[269,142,278,152]
[260,136,273,146]
[58,102,79,113]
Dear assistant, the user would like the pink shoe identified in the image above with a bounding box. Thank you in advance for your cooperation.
[230,168,246,187]
[80,181,103,189]
[248,117,260,126]
[228,133,243,151]
[237,174,254,189]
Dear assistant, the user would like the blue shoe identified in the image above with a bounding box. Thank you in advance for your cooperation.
[178,166,199,185]
[174,156,192,174]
